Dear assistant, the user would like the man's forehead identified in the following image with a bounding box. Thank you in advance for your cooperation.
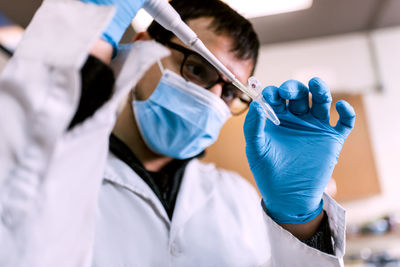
[185,17,223,45]
[171,17,254,84]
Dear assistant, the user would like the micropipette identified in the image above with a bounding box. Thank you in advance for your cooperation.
[142,0,280,125]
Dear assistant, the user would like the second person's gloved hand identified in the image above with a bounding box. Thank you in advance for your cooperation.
[80,0,146,50]
[244,77,355,224]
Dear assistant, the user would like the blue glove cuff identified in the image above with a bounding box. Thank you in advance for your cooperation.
[81,0,145,52]
[263,199,324,224]
[101,33,118,57]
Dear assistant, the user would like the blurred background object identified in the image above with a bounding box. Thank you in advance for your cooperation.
[1,0,400,265]
[0,12,23,71]
[0,12,23,52]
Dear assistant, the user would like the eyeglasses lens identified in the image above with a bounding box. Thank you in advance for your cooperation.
[182,54,219,88]
[182,54,250,115]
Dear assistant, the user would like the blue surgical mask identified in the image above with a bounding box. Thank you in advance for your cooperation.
[132,69,231,159]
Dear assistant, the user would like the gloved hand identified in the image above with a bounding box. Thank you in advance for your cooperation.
[80,0,146,50]
[244,77,355,224]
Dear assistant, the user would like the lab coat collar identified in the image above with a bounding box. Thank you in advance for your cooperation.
[104,153,217,235]
[104,152,171,227]
[169,159,216,237]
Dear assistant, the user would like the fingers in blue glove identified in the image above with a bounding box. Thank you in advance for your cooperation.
[309,77,332,121]
[243,102,267,154]
[334,100,356,138]
[261,86,286,113]
[279,80,309,115]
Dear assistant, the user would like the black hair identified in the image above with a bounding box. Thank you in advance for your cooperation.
[147,0,260,71]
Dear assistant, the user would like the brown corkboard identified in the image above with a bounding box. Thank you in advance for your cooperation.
[330,94,380,201]
[201,93,380,202]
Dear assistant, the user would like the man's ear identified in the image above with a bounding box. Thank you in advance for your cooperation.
[132,32,152,42]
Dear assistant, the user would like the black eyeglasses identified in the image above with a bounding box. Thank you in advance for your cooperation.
[161,40,251,115]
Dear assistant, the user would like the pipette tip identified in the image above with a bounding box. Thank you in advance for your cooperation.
[248,77,280,126]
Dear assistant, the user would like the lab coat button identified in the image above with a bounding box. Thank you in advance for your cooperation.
[170,242,181,256]
[1,209,16,228]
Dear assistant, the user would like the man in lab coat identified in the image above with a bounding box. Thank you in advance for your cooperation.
[0,0,354,266]
[89,0,355,266]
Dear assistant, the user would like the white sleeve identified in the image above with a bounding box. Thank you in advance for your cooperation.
[0,1,114,267]
[0,0,114,187]
[264,193,345,267]
[0,2,170,267]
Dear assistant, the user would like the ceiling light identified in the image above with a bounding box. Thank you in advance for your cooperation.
[223,0,313,18]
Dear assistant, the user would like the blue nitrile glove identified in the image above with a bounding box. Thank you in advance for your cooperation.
[244,77,355,224]
[80,0,146,50]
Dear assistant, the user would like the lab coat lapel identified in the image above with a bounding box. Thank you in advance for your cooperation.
[104,153,171,227]
[170,159,216,236]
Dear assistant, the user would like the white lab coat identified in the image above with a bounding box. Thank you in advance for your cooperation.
[93,153,346,267]
[0,1,345,267]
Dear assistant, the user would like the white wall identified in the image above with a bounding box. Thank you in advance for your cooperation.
[346,27,400,224]
[255,27,400,224]
[255,32,377,93]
